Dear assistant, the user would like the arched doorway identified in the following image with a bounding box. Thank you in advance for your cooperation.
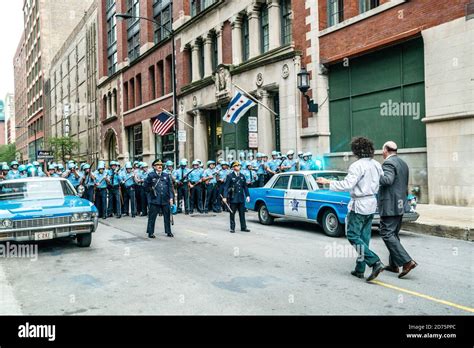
[105,129,118,162]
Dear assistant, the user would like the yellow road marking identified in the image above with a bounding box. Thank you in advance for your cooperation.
[186,229,207,236]
[371,280,474,313]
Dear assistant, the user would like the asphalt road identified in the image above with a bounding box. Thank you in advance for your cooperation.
[0,212,472,315]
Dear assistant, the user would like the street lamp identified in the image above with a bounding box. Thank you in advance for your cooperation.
[297,67,318,113]
[115,12,179,164]
[16,126,37,161]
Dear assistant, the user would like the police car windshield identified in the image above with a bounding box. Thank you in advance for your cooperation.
[0,180,72,200]
[312,172,347,189]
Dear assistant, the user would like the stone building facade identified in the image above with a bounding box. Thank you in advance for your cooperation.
[174,0,315,164]
[13,33,28,161]
[309,0,473,206]
[45,1,100,164]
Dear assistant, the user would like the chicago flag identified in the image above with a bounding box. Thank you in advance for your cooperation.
[223,91,256,124]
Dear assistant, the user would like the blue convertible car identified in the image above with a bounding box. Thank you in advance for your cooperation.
[246,171,419,237]
[0,177,99,247]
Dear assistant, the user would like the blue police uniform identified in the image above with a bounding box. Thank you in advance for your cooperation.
[203,167,218,213]
[6,170,21,180]
[94,170,108,218]
[256,160,268,187]
[282,158,297,172]
[107,168,121,217]
[65,171,83,188]
[83,171,95,202]
[144,169,173,237]
[174,166,191,214]
[223,170,250,232]
[188,167,203,213]
[120,170,137,217]
[135,169,149,216]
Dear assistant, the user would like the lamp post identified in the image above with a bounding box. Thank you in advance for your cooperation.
[297,67,318,113]
[116,12,179,164]
[16,126,37,161]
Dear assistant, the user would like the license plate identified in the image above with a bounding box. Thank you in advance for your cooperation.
[34,231,54,241]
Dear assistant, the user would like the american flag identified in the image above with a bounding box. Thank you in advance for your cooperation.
[152,112,175,135]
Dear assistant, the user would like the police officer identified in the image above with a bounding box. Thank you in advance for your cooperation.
[82,164,95,202]
[1,164,10,180]
[121,163,137,217]
[282,150,297,172]
[136,162,149,216]
[217,161,230,213]
[267,151,280,178]
[202,160,218,213]
[242,162,257,187]
[63,163,83,190]
[7,161,21,180]
[107,161,122,218]
[94,163,108,219]
[188,160,204,214]
[255,153,268,187]
[299,152,311,170]
[144,159,174,238]
[174,159,191,214]
[223,161,251,233]
[32,161,46,177]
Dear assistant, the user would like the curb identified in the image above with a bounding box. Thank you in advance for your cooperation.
[402,222,472,241]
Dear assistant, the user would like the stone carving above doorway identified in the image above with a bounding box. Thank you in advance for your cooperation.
[214,64,231,101]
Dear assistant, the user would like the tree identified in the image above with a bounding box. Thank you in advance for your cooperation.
[47,136,79,164]
[0,143,17,163]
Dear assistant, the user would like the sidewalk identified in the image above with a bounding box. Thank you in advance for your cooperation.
[402,204,474,241]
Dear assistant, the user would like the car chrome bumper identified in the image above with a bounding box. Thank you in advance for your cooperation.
[0,221,96,242]
[372,212,420,225]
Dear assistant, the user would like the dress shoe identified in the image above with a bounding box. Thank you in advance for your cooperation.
[384,265,399,273]
[399,260,418,278]
[131,215,136,218]
[166,232,174,238]
[241,229,250,232]
[367,261,384,282]
[351,271,364,279]
[230,230,235,233]
[148,234,156,239]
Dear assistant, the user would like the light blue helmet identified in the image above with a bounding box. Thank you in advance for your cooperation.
[58,163,65,170]
[239,152,246,159]
[221,161,229,166]
[207,160,215,166]
[68,163,76,169]
[110,161,118,167]
[140,162,148,168]
[27,166,38,177]
[303,152,311,158]
[2,164,9,171]
[18,164,27,172]
[271,151,278,156]
[10,161,19,167]
[192,160,199,166]
[83,164,91,170]
[179,159,187,166]
[33,161,40,167]
[166,160,174,167]
[48,164,56,170]
[247,153,254,159]
[125,163,133,169]
[125,161,132,168]
[97,163,105,170]
[256,153,263,158]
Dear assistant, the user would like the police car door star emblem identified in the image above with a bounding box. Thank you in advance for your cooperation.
[290,198,299,212]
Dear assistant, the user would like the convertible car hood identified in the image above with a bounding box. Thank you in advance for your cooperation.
[0,196,94,219]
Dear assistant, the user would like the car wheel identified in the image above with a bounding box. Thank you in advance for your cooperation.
[258,203,274,225]
[321,209,344,237]
[77,233,92,247]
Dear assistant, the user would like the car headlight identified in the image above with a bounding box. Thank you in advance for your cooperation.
[0,219,13,229]
[71,213,91,222]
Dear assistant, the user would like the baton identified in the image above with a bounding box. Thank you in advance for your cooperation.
[219,194,233,214]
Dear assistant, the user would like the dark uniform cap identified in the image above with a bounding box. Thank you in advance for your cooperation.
[231,161,241,168]
[152,159,163,166]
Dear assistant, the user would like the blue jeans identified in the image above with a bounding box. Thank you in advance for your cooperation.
[346,211,380,273]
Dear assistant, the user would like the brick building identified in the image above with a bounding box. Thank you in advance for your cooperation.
[14,0,94,162]
[97,0,174,164]
[309,0,473,206]
[45,1,100,164]
[13,33,28,161]
[173,0,315,163]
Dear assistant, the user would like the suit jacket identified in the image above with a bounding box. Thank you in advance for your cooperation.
[144,171,173,205]
[378,155,409,217]
[223,171,250,204]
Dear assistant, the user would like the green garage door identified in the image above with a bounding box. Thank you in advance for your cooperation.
[329,37,426,152]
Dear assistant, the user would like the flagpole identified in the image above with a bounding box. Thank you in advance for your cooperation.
[161,108,194,129]
[232,83,278,116]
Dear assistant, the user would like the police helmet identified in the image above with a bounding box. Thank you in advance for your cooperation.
[256,153,263,158]
[83,164,91,170]
[48,164,56,171]
[179,159,187,166]
[97,163,105,170]
[239,152,246,159]
[298,151,304,156]
[303,152,311,158]
[192,160,199,166]
[18,164,26,172]
[2,164,10,171]
[125,163,133,169]
[221,161,229,167]
[141,162,148,168]
[271,151,279,156]
[207,160,216,166]
[32,161,40,167]
[247,153,254,159]
[68,163,76,170]
[166,160,174,167]
[57,163,65,170]
[287,150,295,156]
[10,161,19,167]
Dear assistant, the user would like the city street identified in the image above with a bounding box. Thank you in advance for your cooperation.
[1,212,472,315]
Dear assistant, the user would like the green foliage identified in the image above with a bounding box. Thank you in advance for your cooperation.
[47,136,79,163]
[0,143,17,163]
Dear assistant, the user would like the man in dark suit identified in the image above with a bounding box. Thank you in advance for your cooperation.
[379,141,417,278]
[144,159,174,238]
[223,161,251,233]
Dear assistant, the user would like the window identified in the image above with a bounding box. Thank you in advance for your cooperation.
[359,0,379,13]
[281,0,292,45]
[273,175,290,189]
[156,132,175,161]
[210,31,218,71]
[128,124,143,161]
[157,61,164,96]
[190,0,216,17]
[260,4,269,53]
[328,0,344,27]
[165,55,172,94]
[241,15,250,61]
[106,0,117,75]
[153,0,172,43]
[149,65,156,100]
[102,95,107,118]
[129,78,135,108]
[198,39,205,79]
[127,0,140,61]
[136,74,142,105]
[123,82,129,110]
[290,175,306,190]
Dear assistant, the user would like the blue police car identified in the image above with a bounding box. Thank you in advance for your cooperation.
[0,177,99,247]
[246,171,419,237]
